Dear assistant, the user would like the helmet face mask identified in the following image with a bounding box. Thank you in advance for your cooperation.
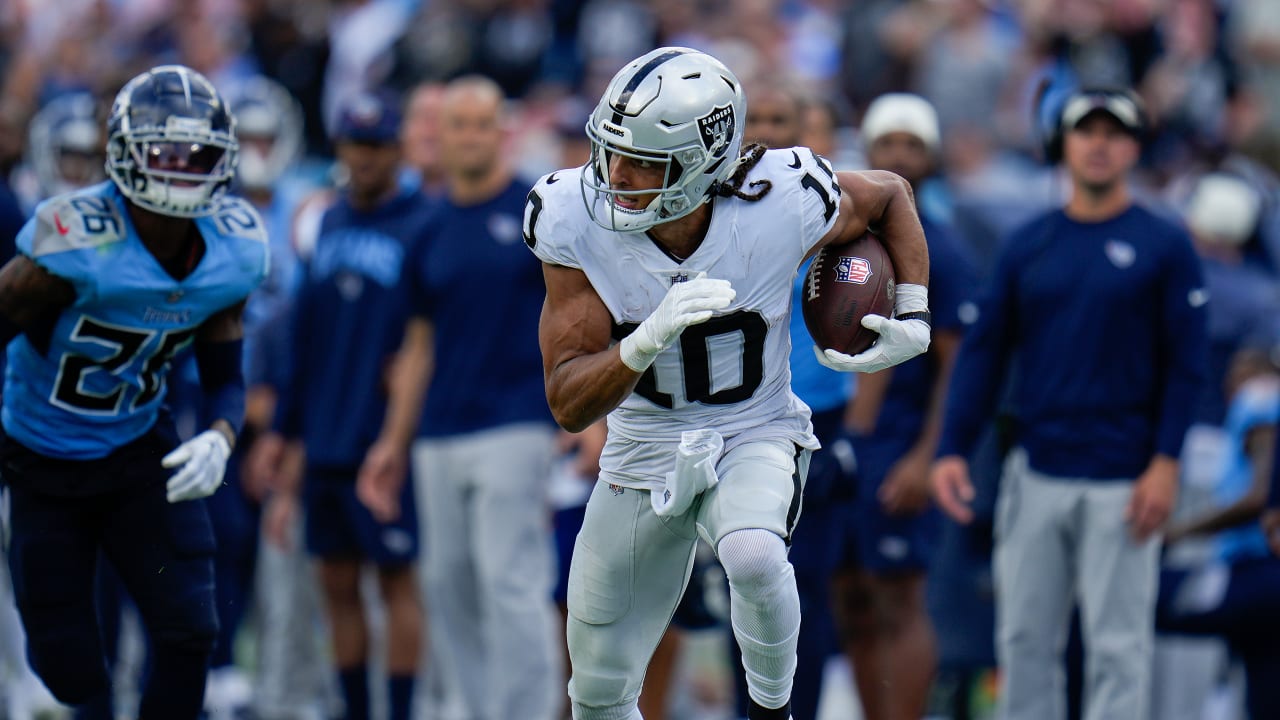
[106,65,238,218]
[581,47,745,232]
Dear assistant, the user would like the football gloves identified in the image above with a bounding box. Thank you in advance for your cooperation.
[619,271,735,372]
[164,429,232,503]
[816,282,931,373]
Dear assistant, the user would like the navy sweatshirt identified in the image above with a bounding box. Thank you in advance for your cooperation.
[275,189,437,471]
[937,204,1208,480]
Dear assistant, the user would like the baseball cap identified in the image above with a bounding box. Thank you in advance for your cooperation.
[334,91,402,144]
[1059,89,1144,136]
[861,93,940,151]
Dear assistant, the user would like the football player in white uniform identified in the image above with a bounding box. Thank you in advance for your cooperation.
[525,47,931,720]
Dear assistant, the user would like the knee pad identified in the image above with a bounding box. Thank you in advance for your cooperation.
[718,528,791,594]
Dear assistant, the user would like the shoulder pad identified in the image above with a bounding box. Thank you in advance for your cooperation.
[764,146,837,181]
[206,196,269,245]
[523,167,587,268]
[25,190,128,258]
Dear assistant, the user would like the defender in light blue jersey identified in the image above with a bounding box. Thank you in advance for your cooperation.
[0,66,266,719]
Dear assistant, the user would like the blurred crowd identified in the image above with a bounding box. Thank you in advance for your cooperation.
[2,0,1280,719]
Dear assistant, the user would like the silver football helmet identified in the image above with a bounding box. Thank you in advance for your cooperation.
[582,47,746,232]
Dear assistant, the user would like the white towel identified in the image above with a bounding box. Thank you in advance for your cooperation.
[651,429,725,518]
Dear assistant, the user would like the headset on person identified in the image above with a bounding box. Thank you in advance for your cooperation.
[1035,83,1148,165]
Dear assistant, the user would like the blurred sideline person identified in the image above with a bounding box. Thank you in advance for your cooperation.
[0,64,267,719]
[254,91,427,720]
[526,46,931,720]
[834,93,977,720]
[400,81,447,197]
[20,91,107,209]
[220,75,335,719]
[1158,348,1280,720]
[358,75,562,720]
[931,87,1208,720]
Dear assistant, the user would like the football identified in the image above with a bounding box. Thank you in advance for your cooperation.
[802,232,897,356]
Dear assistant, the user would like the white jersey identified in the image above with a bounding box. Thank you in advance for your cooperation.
[525,148,842,489]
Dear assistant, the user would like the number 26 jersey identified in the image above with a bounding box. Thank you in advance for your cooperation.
[524,149,841,485]
[4,181,269,459]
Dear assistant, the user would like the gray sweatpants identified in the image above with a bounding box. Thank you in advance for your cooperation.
[994,449,1161,720]
[412,423,560,720]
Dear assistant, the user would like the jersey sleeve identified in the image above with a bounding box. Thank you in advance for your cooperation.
[208,197,271,295]
[18,192,128,300]
[522,170,584,269]
[773,147,842,257]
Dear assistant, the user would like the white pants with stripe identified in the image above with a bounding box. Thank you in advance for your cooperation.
[566,437,808,720]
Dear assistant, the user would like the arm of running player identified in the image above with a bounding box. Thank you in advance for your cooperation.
[811,171,931,373]
[0,254,76,344]
[163,302,246,503]
[813,170,929,284]
[358,316,434,522]
[542,262,735,432]
[540,263,642,433]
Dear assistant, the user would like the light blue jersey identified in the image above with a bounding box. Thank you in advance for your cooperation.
[1215,377,1280,562]
[3,181,269,459]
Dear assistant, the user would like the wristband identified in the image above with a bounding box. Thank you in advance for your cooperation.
[896,310,932,326]
[618,332,660,373]
[894,282,929,314]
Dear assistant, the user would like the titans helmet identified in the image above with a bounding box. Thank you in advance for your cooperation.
[26,92,107,200]
[226,75,304,191]
[106,65,238,217]
[582,47,746,232]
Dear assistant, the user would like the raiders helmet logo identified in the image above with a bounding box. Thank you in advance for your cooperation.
[696,103,735,152]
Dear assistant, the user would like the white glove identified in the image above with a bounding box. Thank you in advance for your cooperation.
[814,283,931,373]
[652,429,724,518]
[163,430,232,503]
[619,271,735,372]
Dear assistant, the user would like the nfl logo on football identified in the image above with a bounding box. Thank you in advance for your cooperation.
[834,256,873,285]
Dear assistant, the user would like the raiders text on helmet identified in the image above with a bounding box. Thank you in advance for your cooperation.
[582,47,746,232]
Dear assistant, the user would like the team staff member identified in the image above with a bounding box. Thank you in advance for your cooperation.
[931,88,1208,720]
[358,76,561,720]
[256,92,429,720]
[836,93,977,720]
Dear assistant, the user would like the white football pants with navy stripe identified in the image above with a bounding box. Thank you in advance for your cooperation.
[566,437,808,720]
[412,423,560,720]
